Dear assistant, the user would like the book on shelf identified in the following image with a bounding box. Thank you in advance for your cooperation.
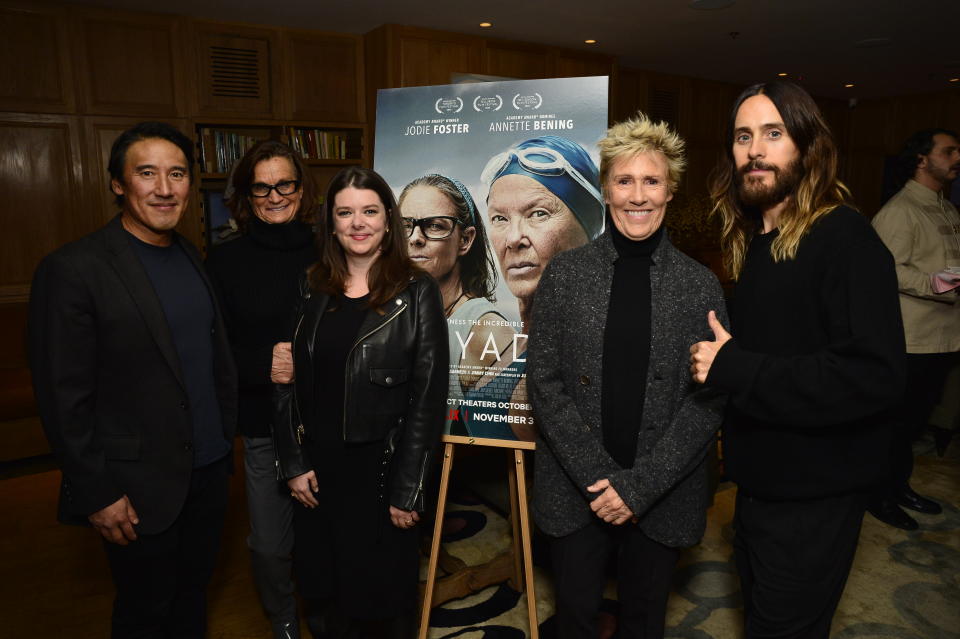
[197,127,264,174]
[284,126,358,161]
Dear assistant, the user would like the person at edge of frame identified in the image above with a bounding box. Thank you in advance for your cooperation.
[28,121,238,638]
[690,80,906,638]
[868,127,960,530]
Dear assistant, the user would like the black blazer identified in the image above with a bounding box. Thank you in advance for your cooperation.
[28,215,238,534]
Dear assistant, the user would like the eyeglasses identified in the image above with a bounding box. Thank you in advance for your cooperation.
[250,180,300,198]
[401,216,463,240]
[481,146,603,204]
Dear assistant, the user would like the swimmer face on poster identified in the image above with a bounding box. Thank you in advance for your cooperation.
[483,136,605,328]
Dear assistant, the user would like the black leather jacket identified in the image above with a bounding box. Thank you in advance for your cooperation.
[274,273,448,511]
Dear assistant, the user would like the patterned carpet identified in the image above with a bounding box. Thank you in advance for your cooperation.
[426,438,960,638]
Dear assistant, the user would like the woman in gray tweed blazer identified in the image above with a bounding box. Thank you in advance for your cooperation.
[527,113,727,639]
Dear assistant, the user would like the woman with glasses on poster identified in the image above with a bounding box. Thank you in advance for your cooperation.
[397,174,514,435]
[206,140,317,639]
[273,166,447,639]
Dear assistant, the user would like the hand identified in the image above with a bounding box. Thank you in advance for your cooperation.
[389,506,420,529]
[271,342,294,384]
[931,271,960,294]
[689,310,731,384]
[586,479,634,525]
[287,471,319,508]
[88,495,139,545]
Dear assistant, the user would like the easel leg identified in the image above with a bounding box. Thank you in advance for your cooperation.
[419,443,455,639]
[514,449,539,639]
[507,450,523,590]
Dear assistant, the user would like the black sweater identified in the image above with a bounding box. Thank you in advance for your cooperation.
[708,206,906,500]
[601,222,662,468]
[206,218,316,438]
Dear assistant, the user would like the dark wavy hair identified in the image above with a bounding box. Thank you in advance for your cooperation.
[709,80,852,279]
[308,167,420,309]
[108,121,194,207]
[398,174,496,301]
[895,128,960,190]
[225,139,318,230]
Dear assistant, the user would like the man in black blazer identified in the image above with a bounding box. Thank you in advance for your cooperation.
[29,122,237,638]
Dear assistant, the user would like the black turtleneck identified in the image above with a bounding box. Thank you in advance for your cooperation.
[601,220,663,468]
[206,217,316,438]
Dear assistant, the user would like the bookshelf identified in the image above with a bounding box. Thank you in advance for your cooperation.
[195,122,366,179]
[193,120,366,248]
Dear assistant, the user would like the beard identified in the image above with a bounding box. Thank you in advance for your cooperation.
[736,157,803,210]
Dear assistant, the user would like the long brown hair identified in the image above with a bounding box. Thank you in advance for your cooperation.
[709,80,852,279]
[226,140,318,230]
[308,166,419,308]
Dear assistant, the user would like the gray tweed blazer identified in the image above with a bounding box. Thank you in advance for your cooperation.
[528,230,727,547]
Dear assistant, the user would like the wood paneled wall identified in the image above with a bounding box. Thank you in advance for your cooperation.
[844,92,960,217]
[2,3,957,305]
[0,1,366,311]
[363,25,616,158]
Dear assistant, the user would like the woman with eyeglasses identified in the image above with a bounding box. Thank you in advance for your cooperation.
[273,166,447,638]
[397,175,514,436]
[206,139,317,638]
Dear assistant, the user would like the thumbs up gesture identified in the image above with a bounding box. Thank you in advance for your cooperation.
[689,310,731,384]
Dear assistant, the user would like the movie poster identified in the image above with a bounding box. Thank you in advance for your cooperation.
[374,76,608,442]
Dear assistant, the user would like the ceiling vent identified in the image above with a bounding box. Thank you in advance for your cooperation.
[197,31,272,115]
[209,45,261,99]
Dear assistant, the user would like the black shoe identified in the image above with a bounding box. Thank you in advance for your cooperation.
[895,486,942,515]
[868,499,919,531]
[931,425,954,457]
[272,621,300,639]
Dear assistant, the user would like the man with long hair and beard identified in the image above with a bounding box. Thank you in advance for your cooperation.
[688,80,906,637]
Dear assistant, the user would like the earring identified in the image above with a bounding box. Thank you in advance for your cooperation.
[385,226,390,233]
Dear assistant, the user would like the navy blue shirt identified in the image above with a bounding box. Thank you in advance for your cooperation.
[128,232,229,467]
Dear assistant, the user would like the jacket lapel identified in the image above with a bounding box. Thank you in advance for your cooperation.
[101,215,187,390]
[355,294,407,344]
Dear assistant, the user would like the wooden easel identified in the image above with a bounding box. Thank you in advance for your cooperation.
[418,435,539,639]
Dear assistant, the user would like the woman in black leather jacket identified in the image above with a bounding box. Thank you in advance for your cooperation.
[274,167,447,638]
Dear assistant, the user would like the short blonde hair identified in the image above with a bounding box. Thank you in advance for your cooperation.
[598,112,686,193]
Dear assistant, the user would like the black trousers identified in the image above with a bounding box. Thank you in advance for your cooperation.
[550,518,680,639]
[293,439,420,622]
[733,491,866,639]
[102,455,229,639]
[887,352,958,490]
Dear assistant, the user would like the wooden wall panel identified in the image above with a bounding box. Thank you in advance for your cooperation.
[686,80,735,147]
[845,150,886,216]
[80,116,202,248]
[887,94,951,151]
[0,5,75,114]
[613,68,648,123]
[397,32,483,87]
[555,53,613,79]
[847,100,889,153]
[73,10,184,117]
[484,43,552,80]
[191,22,279,119]
[0,115,84,303]
[286,32,364,122]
